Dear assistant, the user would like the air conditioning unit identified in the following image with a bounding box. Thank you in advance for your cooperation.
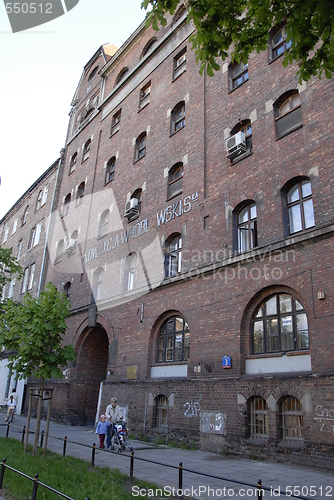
[226,131,247,160]
[124,198,139,219]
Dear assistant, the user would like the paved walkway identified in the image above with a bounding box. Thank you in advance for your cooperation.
[0,415,333,499]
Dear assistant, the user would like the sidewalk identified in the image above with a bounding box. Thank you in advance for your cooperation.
[0,415,333,499]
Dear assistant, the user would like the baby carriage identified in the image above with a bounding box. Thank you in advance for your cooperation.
[111,421,132,452]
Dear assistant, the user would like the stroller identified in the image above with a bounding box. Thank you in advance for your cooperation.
[111,420,132,452]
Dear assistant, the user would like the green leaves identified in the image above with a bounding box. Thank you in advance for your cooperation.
[0,282,75,381]
[141,0,334,81]
[0,245,23,289]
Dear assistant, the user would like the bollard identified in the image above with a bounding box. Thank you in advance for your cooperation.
[6,423,10,439]
[257,479,263,500]
[129,450,134,483]
[21,426,26,444]
[178,462,183,492]
[40,430,45,448]
[91,444,96,468]
[0,459,6,489]
[31,474,39,500]
[63,436,67,457]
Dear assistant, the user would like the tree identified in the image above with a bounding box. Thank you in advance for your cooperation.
[141,0,334,82]
[0,245,22,289]
[0,282,76,454]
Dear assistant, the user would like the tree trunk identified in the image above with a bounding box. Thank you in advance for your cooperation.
[43,389,53,454]
[32,379,44,454]
[24,388,33,453]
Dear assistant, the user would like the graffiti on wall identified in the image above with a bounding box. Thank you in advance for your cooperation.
[184,400,201,418]
[314,405,334,434]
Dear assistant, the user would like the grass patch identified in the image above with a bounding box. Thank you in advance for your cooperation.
[0,438,164,500]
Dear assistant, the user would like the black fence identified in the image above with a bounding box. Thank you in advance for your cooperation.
[0,421,314,500]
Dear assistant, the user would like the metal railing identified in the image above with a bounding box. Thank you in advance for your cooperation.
[1,421,314,500]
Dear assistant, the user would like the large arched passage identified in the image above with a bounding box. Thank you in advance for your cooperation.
[74,325,109,424]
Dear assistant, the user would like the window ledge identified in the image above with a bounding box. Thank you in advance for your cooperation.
[246,350,310,359]
[110,128,119,138]
[133,155,145,165]
[138,100,150,112]
[81,157,89,165]
[173,65,187,82]
[231,150,253,165]
[170,125,185,138]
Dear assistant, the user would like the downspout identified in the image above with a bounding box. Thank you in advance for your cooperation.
[37,149,65,297]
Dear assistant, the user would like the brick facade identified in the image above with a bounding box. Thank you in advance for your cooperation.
[2,5,334,470]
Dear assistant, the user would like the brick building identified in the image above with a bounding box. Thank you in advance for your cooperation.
[3,4,334,468]
[0,159,60,413]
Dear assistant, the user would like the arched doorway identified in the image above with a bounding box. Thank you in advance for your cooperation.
[75,325,109,424]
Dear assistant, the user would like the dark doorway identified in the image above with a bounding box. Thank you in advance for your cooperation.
[74,326,109,424]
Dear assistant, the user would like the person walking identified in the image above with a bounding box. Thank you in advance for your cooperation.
[105,397,121,449]
[95,415,108,449]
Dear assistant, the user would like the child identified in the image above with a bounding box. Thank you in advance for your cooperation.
[95,414,108,449]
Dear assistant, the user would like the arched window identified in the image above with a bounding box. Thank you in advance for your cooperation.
[82,139,91,162]
[66,230,78,255]
[105,157,116,185]
[249,396,268,438]
[55,239,64,264]
[165,234,182,278]
[168,163,183,199]
[172,3,186,25]
[228,60,249,91]
[286,179,314,234]
[236,201,257,253]
[157,316,190,363]
[99,209,110,239]
[63,281,71,298]
[134,132,146,162]
[280,396,303,442]
[115,67,128,86]
[141,38,157,58]
[88,66,99,80]
[93,267,104,301]
[36,190,43,211]
[76,182,85,206]
[253,294,309,354]
[69,152,77,174]
[153,395,168,428]
[171,101,185,135]
[63,193,71,217]
[125,253,137,291]
[269,25,292,62]
[22,206,29,226]
[274,90,302,139]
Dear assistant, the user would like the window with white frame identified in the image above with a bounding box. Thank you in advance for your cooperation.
[274,90,302,139]
[139,81,151,110]
[134,132,147,162]
[99,209,110,239]
[170,102,185,135]
[173,47,187,79]
[125,253,137,291]
[105,157,115,185]
[164,234,182,278]
[36,190,43,210]
[286,179,314,235]
[236,202,257,253]
[2,227,9,244]
[11,219,18,235]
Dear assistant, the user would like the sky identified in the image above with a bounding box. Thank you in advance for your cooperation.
[0,0,147,220]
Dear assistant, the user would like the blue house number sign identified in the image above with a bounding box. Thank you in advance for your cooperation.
[222,356,232,369]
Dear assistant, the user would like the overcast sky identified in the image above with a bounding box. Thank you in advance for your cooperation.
[0,0,146,219]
